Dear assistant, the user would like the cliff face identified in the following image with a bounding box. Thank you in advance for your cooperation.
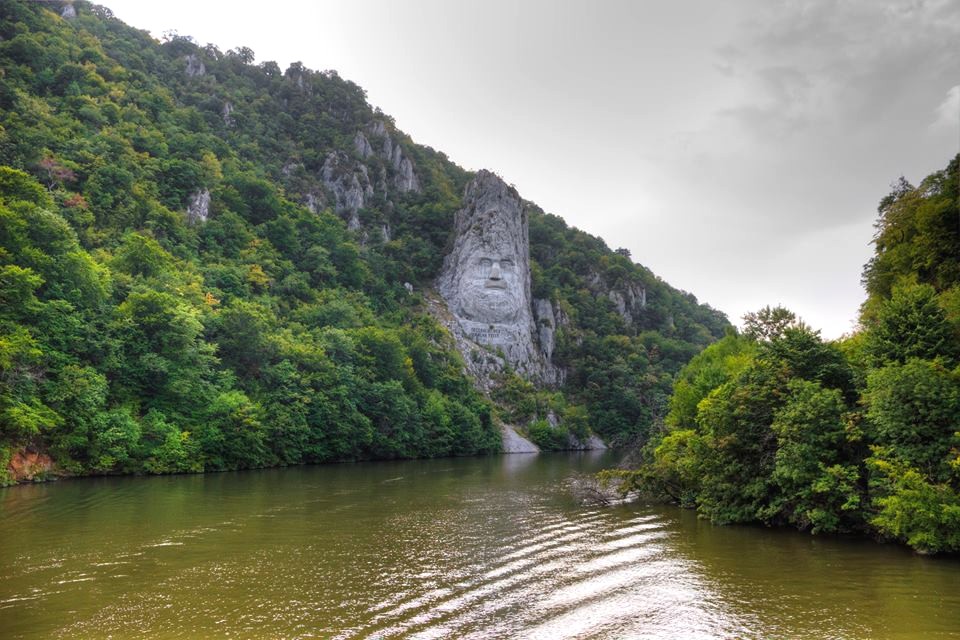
[314,120,422,234]
[436,171,560,388]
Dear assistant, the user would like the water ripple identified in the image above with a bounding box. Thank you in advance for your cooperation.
[4,454,960,639]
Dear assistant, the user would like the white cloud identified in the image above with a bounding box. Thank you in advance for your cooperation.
[931,85,960,132]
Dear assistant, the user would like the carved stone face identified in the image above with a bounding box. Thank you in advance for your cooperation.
[456,250,523,323]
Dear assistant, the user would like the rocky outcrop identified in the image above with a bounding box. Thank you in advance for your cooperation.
[222,101,235,127]
[533,298,559,361]
[567,433,608,451]
[586,271,647,326]
[303,192,324,214]
[364,121,421,193]
[426,290,507,393]
[436,171,559,386]
[354,131,374,159]
[185,189,210,225]
[543,410,606,450]
[184,54,205,78]
[388,145,421,193]
[607,284,647,325]
[7,448,55,483]
[502,424,539,454]
[320,152,374,230]
[60,2,76,19]
[313,122,422,233]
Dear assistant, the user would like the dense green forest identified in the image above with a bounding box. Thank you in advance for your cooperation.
[617,154,960,554]
[0,1,726,483]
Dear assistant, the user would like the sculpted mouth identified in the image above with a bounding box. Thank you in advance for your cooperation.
[484,280,507,289]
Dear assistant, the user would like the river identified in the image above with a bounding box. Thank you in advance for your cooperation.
[1,452,958,639]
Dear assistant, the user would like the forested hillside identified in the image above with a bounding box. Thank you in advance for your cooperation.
[622,154,960,554]
[0,0,726,483]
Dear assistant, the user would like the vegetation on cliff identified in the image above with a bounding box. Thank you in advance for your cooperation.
[618,154,960,554]
[0,1,725,482]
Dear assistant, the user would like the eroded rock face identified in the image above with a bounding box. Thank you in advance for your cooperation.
[534,298,557,361]
[60,3,76,19]
[303,192,324,214]
[7,448,55,483]
[320,151,373,230]
[184,54,205,78]
[354,131,374,159]
[364,121,421,193]
[393,153,420,193]
[607,284,647,324]
[437,171,558,385]
[222,101,235,127]
[502,424,539,454]
[186,189,210,225]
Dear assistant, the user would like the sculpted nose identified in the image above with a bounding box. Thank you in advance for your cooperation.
[489,262,502,280]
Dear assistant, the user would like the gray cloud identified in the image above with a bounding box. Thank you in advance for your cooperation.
[725,0,960,133]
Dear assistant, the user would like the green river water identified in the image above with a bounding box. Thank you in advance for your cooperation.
[1,451,958,639]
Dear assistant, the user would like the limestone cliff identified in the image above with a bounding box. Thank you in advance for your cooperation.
[311,121,421,233]
[436,171,560,388]
[185,188,210,225]
[184,53,205,78]
[320,151,373,230]
[363,121,422,194]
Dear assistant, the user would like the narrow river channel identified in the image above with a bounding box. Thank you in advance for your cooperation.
[1,451,958,638]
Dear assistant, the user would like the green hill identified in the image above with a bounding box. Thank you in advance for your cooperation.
[0,0,727,482]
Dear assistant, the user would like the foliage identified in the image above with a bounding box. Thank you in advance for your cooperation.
[864,359,960,481]
[864,284,958,367]
[742,305,799,341]
[867,449,960,554]
[665,332,756,431]
[620,153,960,553]
[527,418,569,450]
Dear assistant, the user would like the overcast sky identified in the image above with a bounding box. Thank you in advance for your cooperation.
[101,0,959,338]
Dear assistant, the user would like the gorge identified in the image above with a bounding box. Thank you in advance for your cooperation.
[2,2,960,638]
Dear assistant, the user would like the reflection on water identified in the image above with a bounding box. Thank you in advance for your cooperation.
[1,452,958,639]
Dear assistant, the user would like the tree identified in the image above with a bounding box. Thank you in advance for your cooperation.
[665,333,756,430]
[111,232,175,279]
[0,166,53,208]
[742,305,799,341]
[88,409,141,473]
[693,362,786,524]
[867,450,960,554]
[865,284,958,366]
[197,390,267,470]
[767,380,861,532]
[865,359,960,481]
[759,325,855,399]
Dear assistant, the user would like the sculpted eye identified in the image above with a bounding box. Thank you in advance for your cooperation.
[480,258,492,268]
[500,260,513,269]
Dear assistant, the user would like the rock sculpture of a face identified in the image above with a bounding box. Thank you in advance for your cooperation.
[438,171,556,384]
[456,243,522,324]
[439,171,531,337]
